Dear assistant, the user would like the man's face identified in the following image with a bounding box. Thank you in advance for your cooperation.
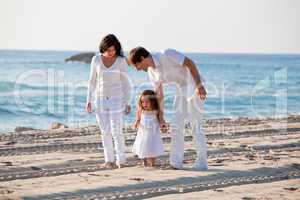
[132,58,148,72]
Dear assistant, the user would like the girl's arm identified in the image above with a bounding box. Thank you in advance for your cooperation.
[133,106,142,129]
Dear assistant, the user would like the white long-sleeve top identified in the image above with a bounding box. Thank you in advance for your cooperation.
[86,54,131,106]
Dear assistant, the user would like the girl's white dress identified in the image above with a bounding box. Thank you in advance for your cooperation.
[132,111,164,158]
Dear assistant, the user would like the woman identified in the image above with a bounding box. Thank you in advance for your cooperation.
[86,34,131,169]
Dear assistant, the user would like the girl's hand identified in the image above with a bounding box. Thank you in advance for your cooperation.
[124,105,131,115]
[86,102,92,113]
[133,120,140,130]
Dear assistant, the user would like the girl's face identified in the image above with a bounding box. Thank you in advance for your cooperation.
[141,95,151,111]
[103,46,116,58]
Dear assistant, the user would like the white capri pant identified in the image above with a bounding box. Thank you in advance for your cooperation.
[94,96,126,165]
[169,86,207,169]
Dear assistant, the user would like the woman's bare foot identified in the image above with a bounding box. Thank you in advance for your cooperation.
[100,162,114,169]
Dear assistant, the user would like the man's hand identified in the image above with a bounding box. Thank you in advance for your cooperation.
[86,102,92,113]
[197,84,207,100]
[159,118,168,133]
[124,105,131,115]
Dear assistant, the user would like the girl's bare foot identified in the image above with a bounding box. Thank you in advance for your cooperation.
[147,158,156,167]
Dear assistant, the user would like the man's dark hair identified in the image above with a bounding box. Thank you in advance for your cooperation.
[99,34,124,57]
[129,46,150,64]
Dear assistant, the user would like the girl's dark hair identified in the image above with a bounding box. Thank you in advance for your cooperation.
[129,46,150,64]
[99,34,124,57]
[138,90,160,119]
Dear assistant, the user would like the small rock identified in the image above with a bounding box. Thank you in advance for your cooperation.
[4,141,17,145]
[242,197,255,200]
[263,155,276,160]
[30,166,45,171]
[1,161,13,166]
[51,122,68,130]
[216,159,226,163]
[213,189,223,192]
[14,126,35,132]
[0,189,14,195]
[284,187,298,191]
[129,177,144,182]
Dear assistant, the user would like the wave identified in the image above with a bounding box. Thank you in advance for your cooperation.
[0,60,65,65]
[0,81,50,92]
[0,81,88,93]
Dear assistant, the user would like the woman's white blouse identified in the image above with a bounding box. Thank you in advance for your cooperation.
[86,54,131,106]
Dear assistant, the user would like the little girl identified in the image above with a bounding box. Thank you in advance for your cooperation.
[132,90,164,167]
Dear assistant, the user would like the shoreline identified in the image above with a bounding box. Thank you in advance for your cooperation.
[2,114,300,136]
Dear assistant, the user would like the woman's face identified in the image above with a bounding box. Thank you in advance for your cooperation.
[141,96,151,111]
[103,46,116,58]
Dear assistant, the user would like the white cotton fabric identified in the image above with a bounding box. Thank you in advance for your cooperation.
[132,110,164,158]
[95,97,126,165]
[86,54,131,107]
[147,49,208,169]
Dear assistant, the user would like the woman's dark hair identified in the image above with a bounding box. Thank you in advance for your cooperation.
[99,34,124,57]
[129,46,150,64]
[138,90,160,119]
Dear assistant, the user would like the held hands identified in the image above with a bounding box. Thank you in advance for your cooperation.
[124,105,131,115]
[159,117,168,134]
[197,84,207,100]
[86,102,92,113]
[133,120,140,130]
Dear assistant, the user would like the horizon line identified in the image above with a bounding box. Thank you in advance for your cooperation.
[1,48,300,56]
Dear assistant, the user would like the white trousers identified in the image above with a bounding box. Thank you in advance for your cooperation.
[169,87,207,169]
[94,97,126,165]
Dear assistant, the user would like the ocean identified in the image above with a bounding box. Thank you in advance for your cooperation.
[0,50,299,133]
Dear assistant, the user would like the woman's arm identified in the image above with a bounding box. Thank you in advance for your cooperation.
[86,56,97,113]
[120,58,131,114]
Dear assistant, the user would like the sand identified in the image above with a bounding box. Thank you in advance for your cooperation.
[0,115,299,200]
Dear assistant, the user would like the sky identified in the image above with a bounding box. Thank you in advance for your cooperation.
[1,0,299,53]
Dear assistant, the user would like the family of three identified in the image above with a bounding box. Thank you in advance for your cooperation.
[86,34,208,171]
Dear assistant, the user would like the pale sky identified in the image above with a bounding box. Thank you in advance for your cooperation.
[1,0,299,53]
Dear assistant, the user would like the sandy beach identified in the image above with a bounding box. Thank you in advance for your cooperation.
[0,115,299,200]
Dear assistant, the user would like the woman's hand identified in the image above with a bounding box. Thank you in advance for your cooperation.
[124,105,131,115]
[86,102,92,113]
[197,84,207,100]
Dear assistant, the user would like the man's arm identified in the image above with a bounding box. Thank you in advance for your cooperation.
[183,57,207,100]
[155,83,165,123]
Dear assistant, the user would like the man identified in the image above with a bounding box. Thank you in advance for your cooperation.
[128,47,208,170]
